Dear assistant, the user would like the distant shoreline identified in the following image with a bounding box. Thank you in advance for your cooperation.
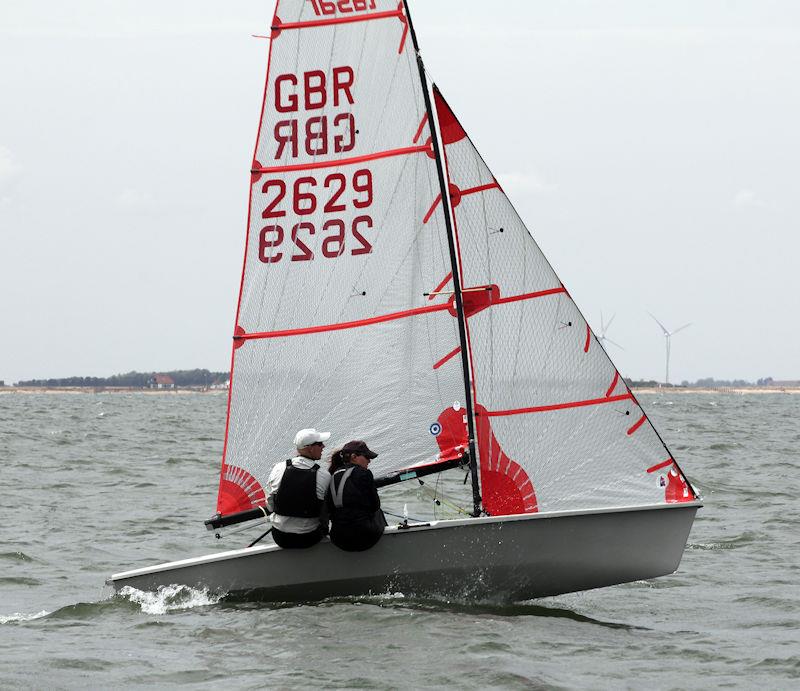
[1,386,798,395]
[632,387,800,395]
[0,386,227,395]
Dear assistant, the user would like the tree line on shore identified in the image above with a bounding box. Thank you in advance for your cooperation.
[10,372,786,389]
[628,377,779,388]
[14,369,229,388]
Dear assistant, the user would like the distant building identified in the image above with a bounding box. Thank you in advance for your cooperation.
[148,374,175,389]
[210,378,230,390]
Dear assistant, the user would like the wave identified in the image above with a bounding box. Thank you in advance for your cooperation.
[223,590,646,629]
[708,442,742,451]
[0,576,41,586]
[3,586,227,624]
[117,584,225,615]
[687,530,759,551]
[0,610,49,624]
[0,551,34,563]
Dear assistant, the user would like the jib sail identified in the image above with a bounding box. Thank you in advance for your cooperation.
[428,86,697,515]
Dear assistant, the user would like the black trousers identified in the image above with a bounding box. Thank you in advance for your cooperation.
[272,526,324,549]
[330,513,386,552]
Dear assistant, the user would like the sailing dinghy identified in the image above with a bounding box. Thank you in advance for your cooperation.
[109,0,701,602]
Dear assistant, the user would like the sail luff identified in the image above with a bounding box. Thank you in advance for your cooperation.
[215,10,281,515]
[401,0,482,516]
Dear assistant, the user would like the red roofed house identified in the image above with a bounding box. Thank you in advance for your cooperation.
[149,374,175,389]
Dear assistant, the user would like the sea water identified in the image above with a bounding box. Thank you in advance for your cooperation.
[0,392,798,688]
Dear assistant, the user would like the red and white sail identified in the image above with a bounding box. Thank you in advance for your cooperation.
[215,0,695,520]
[428,87,696,514]
[216,1,467,516]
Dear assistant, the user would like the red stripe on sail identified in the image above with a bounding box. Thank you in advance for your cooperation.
[627,414,647,436]
[605,371,620,398]
[397,4,409,54]
[484,393,634,417]
[494,287,566,305]
[428,272,453,300]
[422,193,442,224]
[272,10,403,32]
[584,324,591,353]
[462,181,500,196]
[236,303,451,341]
[647,458,675,474]
[422,181,498,224]
[433,345,461,370]
[253,143,431,175]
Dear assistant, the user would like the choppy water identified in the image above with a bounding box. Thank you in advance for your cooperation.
[1,392,798,688]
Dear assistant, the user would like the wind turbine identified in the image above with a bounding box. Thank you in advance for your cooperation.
[649,313,691,385]
[597,312,624,350]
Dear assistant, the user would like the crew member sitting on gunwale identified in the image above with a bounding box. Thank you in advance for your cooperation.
[327,440,387,552]
[266,428,332,549]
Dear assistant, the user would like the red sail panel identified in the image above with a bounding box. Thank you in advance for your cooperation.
[431,86,695,513]
[215,1,468,516]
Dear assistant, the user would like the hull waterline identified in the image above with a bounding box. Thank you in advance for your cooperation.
[109,502,701,602]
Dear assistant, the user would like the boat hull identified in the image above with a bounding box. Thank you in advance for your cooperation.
[109,502,700,602]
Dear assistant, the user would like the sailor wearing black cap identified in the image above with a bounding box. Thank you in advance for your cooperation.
[327,440,387,552]
[266,428,332,549]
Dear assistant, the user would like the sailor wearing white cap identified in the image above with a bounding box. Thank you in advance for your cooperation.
[265,428,332,549]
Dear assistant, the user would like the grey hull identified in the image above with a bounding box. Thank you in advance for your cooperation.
[109,502,700,602]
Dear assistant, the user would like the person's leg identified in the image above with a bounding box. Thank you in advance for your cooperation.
[330,523,382,552]
[272,528,323,549]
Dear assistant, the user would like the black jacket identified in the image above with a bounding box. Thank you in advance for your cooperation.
[327,464,381,525]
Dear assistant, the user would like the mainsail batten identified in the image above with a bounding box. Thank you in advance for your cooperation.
[251,142,432,175]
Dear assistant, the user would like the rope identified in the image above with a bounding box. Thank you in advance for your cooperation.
[425,478,470,518]
[383,508,424,522]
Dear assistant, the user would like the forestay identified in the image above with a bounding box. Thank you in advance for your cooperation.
[428,87,697,515]
[216,1,468,517]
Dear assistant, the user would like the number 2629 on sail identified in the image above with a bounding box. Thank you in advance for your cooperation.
[257,169,375,264]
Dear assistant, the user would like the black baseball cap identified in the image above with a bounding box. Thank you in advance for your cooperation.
[341,440,378,459]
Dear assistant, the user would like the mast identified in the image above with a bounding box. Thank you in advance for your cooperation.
[402,0,482,516]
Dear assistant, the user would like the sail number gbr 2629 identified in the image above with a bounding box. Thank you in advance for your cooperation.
[258,170,374,264]
[258,61,374,265]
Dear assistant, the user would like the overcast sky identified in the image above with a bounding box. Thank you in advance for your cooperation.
[1,1,798,384]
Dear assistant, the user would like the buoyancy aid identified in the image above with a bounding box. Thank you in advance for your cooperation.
[274,460,322,518]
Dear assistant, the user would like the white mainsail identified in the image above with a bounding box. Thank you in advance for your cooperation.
[217,1,469,516]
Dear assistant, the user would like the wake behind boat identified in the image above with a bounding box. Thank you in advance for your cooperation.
[110,0,701,601]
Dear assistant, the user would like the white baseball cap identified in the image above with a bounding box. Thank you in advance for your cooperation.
[294,428,331,449]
